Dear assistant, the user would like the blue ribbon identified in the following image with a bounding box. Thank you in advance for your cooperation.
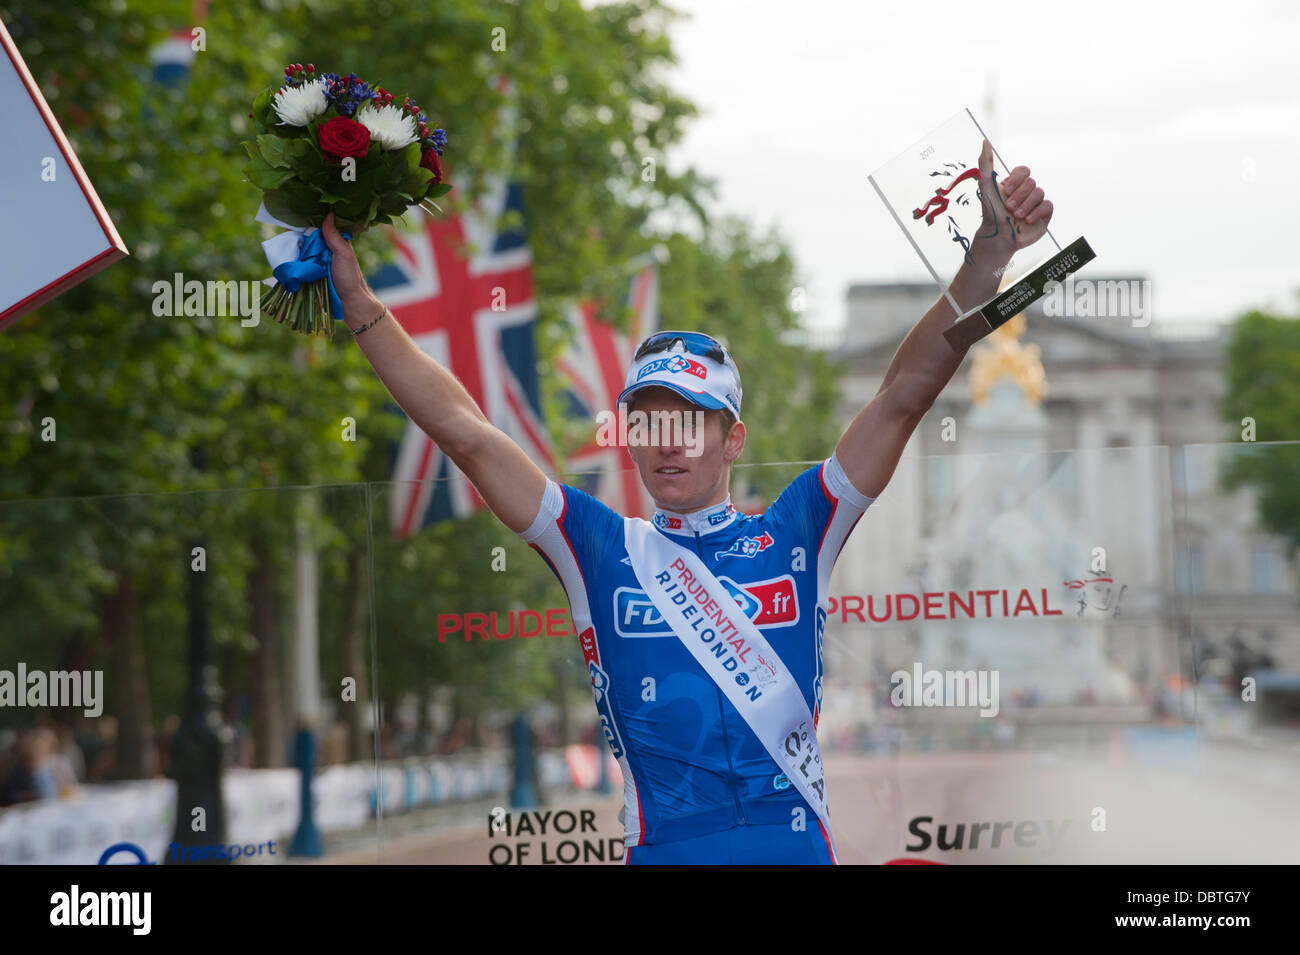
[270,227,352,321]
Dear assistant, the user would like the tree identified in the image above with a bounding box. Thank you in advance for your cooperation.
[0,0,844,769]
[0,0,395,770]
[1219,307,1300,558]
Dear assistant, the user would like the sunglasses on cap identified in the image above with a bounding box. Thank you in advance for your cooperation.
[633,330,731,365]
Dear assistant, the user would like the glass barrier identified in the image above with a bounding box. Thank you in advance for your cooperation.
[0,483,381,865]
[2,442,1297,864]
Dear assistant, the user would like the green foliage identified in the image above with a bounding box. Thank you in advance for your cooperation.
[370,504,570,723]
[0,0,844,751]
[1218,308,1300,558]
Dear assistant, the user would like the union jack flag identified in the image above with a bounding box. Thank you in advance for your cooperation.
[369,175,555,539]
[555,259,662,518]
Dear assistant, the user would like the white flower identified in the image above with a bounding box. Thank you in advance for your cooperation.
[271,79,328,127]
[355,103,418,150]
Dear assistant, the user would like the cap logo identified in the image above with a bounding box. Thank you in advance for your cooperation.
[638,355,707,381]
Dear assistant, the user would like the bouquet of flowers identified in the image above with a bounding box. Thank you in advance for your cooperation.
[243,63,452,336]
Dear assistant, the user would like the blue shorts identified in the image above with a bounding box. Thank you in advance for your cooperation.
[624,821,837,865]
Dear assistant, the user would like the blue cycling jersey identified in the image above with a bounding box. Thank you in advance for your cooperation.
[519,454,873,861]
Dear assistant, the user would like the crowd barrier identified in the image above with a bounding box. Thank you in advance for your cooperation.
[2,442,1297,863]
[0,747,598,865]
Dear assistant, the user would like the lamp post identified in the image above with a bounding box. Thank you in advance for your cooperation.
[289,484,323,857]
[167,444,230,863]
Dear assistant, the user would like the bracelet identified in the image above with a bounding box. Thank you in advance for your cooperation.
[351,305,389,337]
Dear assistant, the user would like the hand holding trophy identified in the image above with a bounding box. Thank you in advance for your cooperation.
[870,111,1093,352]
[975,138,1053,252]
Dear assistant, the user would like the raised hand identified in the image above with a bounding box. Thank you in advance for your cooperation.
[320,212,382,322]
[976,138,1052,253]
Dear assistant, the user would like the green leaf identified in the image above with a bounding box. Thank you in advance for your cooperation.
[253,87,288,134]
[245,160,294,191]
[425,182,453,199]
[336,195,382,233]
[353,168,387,195]
[257,134,289,167]
[283,138,315,162]
[260,178,328,226]
[333,195,369,219]
[262,189,313,228]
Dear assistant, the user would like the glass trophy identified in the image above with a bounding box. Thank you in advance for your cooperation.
[868,108,1094,351]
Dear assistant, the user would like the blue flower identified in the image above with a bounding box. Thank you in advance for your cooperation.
[318,72,377,117]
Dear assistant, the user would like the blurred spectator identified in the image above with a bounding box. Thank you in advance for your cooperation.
[321,720,348,766]
[414,719,437,756]
[50,723,83,795]
[0,731,16,799]
[73,716,106,782]
[440,717,471,755]
[157,714,181,776]
[379,722,400,760]
[0,728,59,806]
[78,715,119,782]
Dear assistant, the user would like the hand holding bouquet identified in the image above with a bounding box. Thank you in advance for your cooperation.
[243,64,452,337]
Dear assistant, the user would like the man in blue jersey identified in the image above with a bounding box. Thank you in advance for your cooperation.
[321,152,1053,864]
[514,341,867,863]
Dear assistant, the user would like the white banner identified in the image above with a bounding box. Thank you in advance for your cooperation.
[0,748,580,864]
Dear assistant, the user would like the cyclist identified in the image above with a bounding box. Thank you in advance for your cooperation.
[320,152,1051,862]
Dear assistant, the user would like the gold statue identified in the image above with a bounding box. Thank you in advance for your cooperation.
[968,313,1047,405]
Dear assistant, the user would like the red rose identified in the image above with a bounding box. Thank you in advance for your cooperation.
[318,116,370,161]
[420,147,443,183]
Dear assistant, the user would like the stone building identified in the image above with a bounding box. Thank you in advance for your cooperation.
[816,277,1298,724]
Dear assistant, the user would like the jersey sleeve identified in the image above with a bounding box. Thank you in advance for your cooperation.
[764,452,875,603]
[517,478,623,634]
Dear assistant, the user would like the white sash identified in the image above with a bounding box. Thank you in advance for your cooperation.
[622,517,834,843]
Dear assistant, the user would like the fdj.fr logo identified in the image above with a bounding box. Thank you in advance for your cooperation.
[613,574,799,637]
[707,504,736,526]
[637,355,707,380]
[715,531,773,560]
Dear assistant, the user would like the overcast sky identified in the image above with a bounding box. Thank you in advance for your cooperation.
[660,0,1300,338]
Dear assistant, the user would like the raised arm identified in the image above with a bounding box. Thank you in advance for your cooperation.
[835,141,1053,498]
[320,213,548,534]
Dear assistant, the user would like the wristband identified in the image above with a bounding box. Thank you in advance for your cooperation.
[351,306,389,337]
